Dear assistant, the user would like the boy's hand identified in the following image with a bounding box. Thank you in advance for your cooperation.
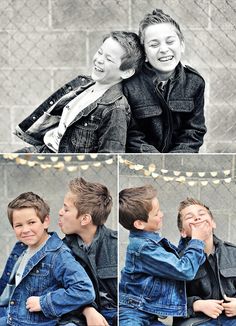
[82,306,109,326]
[26,296,41,312]
[191,220,211,241]
[222,295,236,317]
[193,299,224,318]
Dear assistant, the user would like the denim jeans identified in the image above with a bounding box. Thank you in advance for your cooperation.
[101,307,117,326]
[119,306,165,326]
[0,316,7,325]
[197,315,236,326]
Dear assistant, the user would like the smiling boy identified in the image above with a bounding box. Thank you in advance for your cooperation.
[0,192,95,326]
[174,198,236,326]
[124,9,206,153]
[14,31,153,153]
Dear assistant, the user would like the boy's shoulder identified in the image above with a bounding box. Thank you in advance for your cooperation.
[183,64,205,83]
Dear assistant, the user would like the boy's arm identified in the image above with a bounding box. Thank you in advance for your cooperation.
[96,102,129,153]
[38,249,95,318]
[169,82,206,153]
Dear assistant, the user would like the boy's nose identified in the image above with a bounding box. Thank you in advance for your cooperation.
[59,208,64,216]
[159,43,169,53]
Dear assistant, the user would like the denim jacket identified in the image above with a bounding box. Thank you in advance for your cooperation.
[14,76,132,153]
[0,232,95,326]
[175,235,236,320]
[119,231,206,317]
[123,62,206,153]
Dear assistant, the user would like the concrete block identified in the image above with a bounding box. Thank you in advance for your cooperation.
[10,32,87,68]
[210,0,236,30]
[207,104,236,142]
[52,0,129,30]
[0,107,11,142]
[0,33,10,66]
[131,0,209,29]
[10,0,49,31]
[209,68,236,104]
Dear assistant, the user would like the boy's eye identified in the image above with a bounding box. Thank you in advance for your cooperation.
[149,43,159,48]
[98,49,103,55]
[166,40,175,45]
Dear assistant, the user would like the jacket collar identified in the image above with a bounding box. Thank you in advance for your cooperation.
[129,230,162,242]
[143,61,184,84]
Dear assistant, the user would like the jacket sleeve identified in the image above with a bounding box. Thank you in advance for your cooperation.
[39,248,95,318]
[97,101,130,153]
[170,81,207,153]
[140,239,206,281]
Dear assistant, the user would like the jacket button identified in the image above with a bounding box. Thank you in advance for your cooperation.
[32,116,36,120]
[81,78,85,81]
[84,123,88,126]
[6,272,10,276]
[68,85,72,90]
[10,301,15,305]
[8,316,12,321]
[49,100,54,105]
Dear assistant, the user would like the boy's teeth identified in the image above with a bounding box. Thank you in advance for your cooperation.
[159,56,173,62]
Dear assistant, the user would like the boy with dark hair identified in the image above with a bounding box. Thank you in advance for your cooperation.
[119,185,211,325]
[58,177,117,326]
[174,198,236,326]
[0,192,95,326]
[14,31,155,153]
[124,9,206,153]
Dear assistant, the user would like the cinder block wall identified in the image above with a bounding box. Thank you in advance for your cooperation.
[0,0,235,152]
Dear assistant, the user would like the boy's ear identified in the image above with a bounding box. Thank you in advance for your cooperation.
[180,228,187,238]
[133,219,146,230]
[80,214,92,226]
[120,68,135,80]
[43,215,50,229]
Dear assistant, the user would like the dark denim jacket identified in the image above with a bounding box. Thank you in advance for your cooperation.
[0,232,95,326]
[59,225,117,324]
[175,235,236,319]
[123,62,207,153]
[119,231,206,317]
[14,76,132,153]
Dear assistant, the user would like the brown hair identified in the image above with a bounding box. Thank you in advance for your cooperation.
[69,177,112,226]
[8,192,50,226]
[103,31,145,73]
[139,8,184,45]
[119,185,157,230]
[177,197,213,231]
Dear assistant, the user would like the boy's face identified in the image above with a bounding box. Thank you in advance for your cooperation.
[142,197,163,232]
[59,191,82,235]
[12,207,49,249]
[91,37,127,86]
[180,204,216,238]
[144,22,184,79]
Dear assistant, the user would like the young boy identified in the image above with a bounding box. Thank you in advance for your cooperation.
[124,9,206,153]
[173,198,236,326]
[0,192,95,326]
[119,185,211,326]
[58,177,117,326]
[14,31,155,153]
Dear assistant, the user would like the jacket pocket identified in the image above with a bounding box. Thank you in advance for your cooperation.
[26,262,51,293]
[169,100,194,113]
[97,266,117,279]
[134,104,162,119]
[220,267,236,278]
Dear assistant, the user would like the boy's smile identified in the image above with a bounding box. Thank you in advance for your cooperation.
[12,208,49,249]
[144,23,185,80]
[180,204,216,238]
[91,37,126,86]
